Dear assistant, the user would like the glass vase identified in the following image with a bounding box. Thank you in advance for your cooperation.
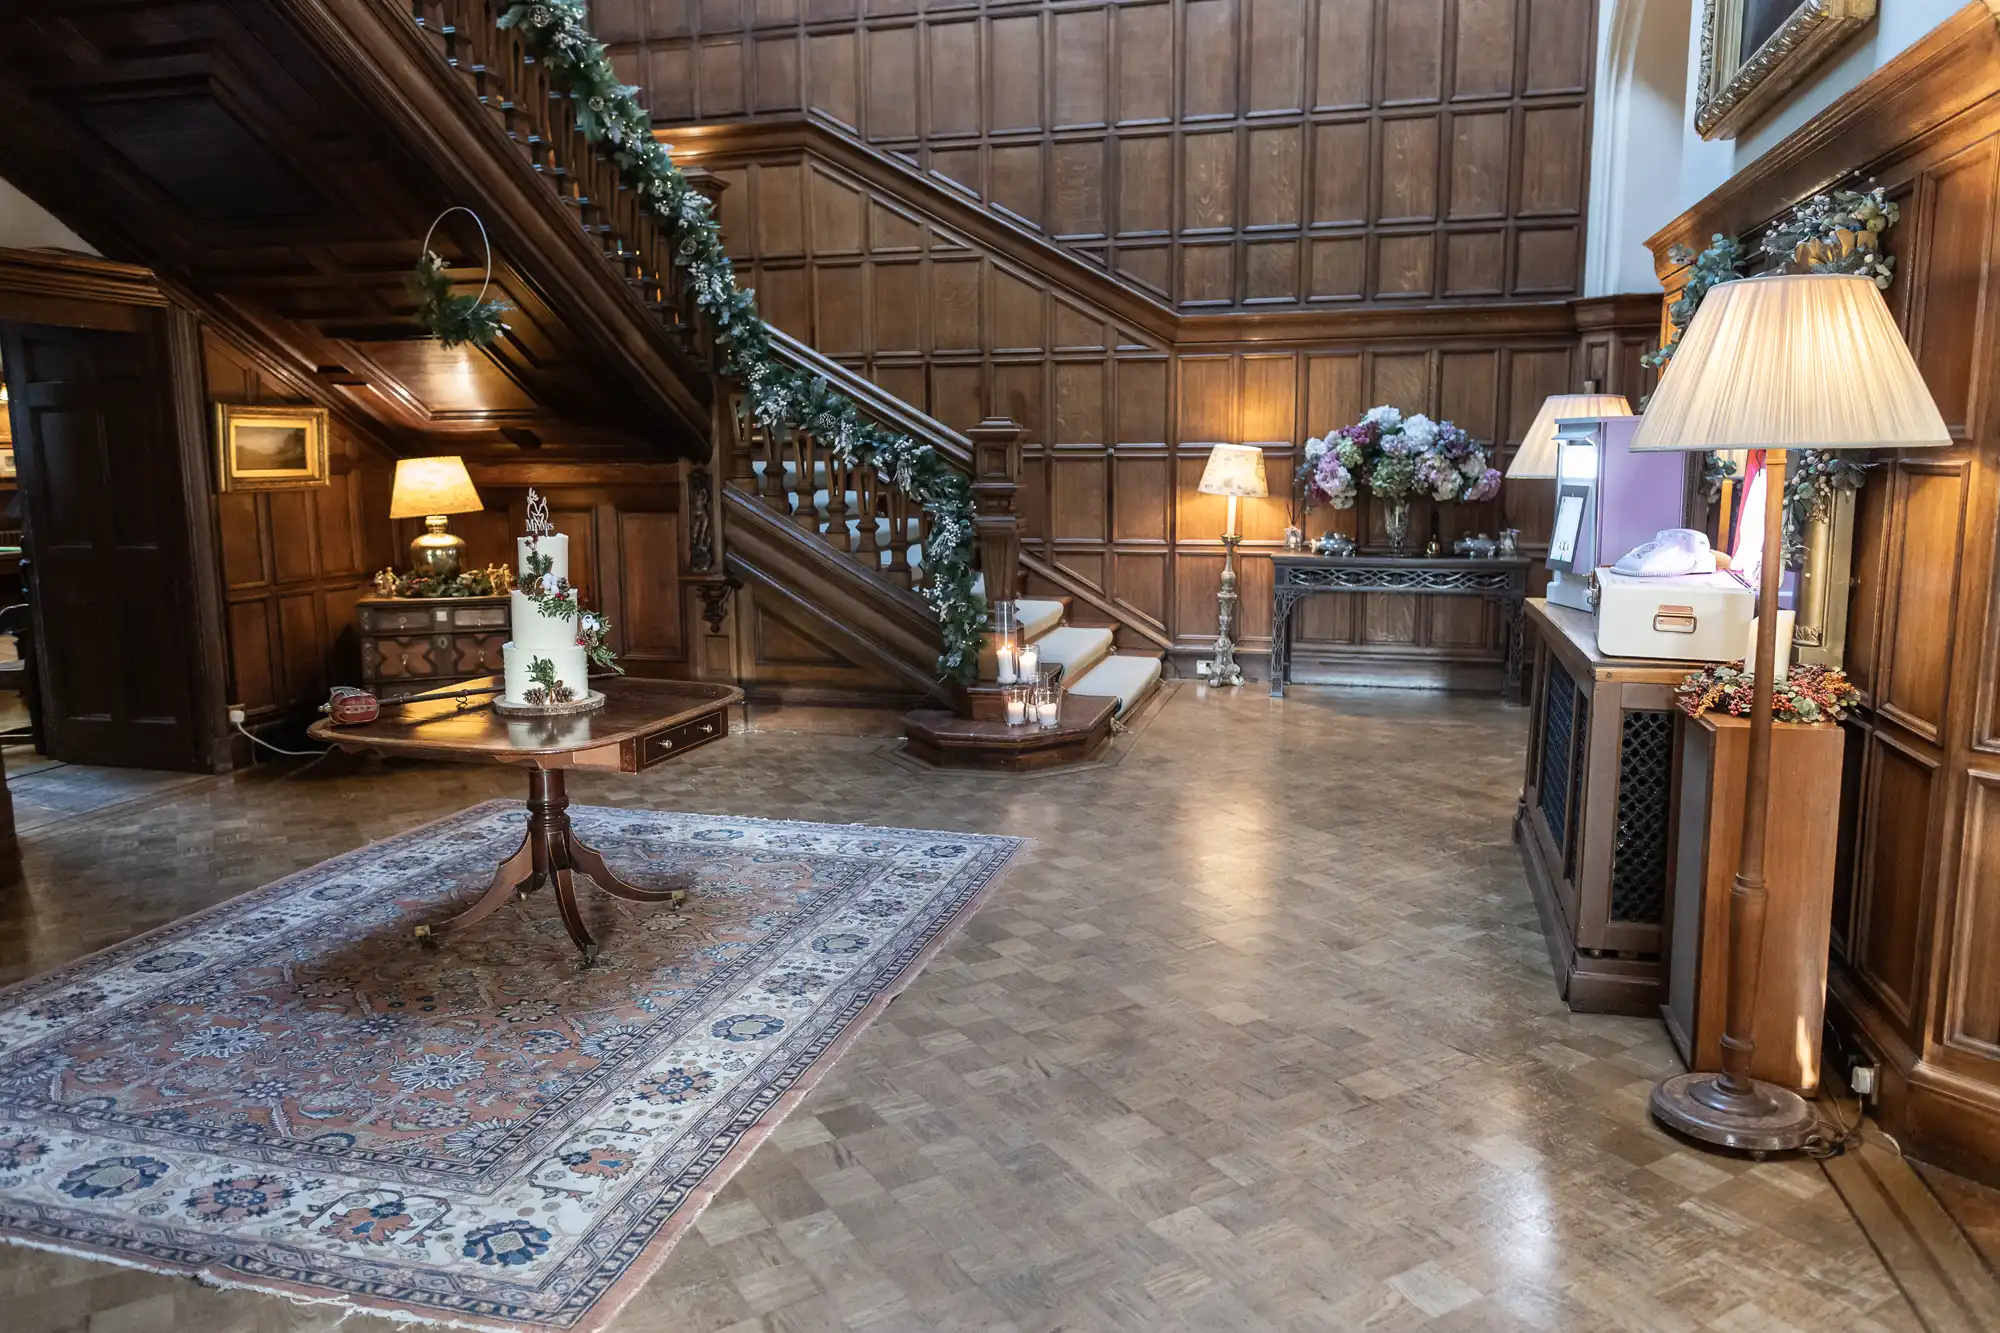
[1382,497,1412,553]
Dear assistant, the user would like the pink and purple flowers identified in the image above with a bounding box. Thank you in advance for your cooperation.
[1298,405,1500,509]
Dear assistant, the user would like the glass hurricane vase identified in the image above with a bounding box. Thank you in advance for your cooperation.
[1381,497,1412,553]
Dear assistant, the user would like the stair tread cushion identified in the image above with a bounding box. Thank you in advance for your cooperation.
[1067,654,1163,713]
[1033,625,1114,679]
[1014,598,1065,640]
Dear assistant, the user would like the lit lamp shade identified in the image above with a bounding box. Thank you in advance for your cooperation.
[1506,393,1632,479]
[389,456,484,519]
[1198,443,1268,498]
[1631,273,1950,454]
[389,456,484,579]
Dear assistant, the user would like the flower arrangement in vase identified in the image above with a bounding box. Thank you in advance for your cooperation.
[1298,406,1501,552]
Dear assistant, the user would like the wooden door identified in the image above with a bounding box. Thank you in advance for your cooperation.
[0,321,203,768]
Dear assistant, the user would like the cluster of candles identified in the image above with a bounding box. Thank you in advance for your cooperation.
[992,604,1060,727]
[1004,675,1061,727]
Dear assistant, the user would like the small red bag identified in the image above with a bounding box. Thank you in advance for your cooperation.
[327,686,380,725]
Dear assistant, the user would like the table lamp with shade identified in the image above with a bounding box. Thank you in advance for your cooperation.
[1199,443,1267,687]
[1632,272,1950,1151]
[390,456,484,578]
[1504,393,1633,481]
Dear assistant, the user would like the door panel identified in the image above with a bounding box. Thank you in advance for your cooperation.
[1,321,201,769]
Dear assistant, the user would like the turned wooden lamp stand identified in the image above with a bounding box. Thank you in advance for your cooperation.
[1633,272,1950,1152]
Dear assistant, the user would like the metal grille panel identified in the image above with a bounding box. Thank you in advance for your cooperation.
[1565,693,1590,880]
[1537,661,1577,851]
[1610,710,1676,924]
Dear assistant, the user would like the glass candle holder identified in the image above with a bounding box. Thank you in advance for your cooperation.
[1018,643,1040,681]
[1035,679,1061,728]
[1004,684,1030,726]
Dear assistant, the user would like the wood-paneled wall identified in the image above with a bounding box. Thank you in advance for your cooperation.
[1649,5,2000,1183]
[207,331,397,723]
[413,463,701,682]
[694,129,1647,665]
[610,0,1597,309]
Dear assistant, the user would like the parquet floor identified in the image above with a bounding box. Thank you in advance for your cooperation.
[0,686,1926,1331]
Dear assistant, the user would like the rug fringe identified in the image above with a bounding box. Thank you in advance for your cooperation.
[0,1229,541,1332]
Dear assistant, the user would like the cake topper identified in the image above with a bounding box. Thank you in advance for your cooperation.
[524,487,554,537]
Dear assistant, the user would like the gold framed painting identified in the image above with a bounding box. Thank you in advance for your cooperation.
[214,403,330,492]
[1695,0,1876,140]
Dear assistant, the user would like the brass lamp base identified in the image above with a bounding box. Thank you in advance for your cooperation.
[1651,1072,1815,1154]
[410,514,467,579]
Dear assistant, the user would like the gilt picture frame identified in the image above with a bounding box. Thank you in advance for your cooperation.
[215,402,330,492]
[1695,0,1877,140]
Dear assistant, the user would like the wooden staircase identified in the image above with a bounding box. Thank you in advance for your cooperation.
[403,0,1163,760]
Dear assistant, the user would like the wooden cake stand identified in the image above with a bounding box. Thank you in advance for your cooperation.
[308,675,743,965]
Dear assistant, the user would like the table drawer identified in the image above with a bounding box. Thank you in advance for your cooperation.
[635,709,726,769]
[360,605,441,634]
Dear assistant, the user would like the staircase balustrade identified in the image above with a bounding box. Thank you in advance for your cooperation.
[407,0,1019,643]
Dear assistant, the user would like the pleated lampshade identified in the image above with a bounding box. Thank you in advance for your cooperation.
[1505,393,1633,478]
[1631,273,1951,453]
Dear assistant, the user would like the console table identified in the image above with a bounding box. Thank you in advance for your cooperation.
[1269,554,1531,699]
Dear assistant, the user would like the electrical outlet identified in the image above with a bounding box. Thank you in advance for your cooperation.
[1195,660,1212,677]
[1850,1064,1878,1097]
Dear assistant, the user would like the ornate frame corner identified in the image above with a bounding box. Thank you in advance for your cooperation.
[1695,0,1878,141]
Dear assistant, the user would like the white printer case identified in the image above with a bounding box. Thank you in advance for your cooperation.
[1593,568,1754,662]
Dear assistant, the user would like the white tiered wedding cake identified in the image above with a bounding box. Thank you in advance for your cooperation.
[501,490,591,707]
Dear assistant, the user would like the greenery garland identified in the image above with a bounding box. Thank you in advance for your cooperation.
[1646,187,1900,565]
[435,0,982,683]
[408,249,511,349]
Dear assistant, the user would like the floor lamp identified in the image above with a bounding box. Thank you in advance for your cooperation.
[1199,444,1267,687]
[1632,273,1949,1151]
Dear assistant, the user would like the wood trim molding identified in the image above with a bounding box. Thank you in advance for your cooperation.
[0,245,167,308]
[669,116,1653,350]
[159,305,237,773]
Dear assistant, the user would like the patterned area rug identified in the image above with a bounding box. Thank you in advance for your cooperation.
[0,801,1022,1331]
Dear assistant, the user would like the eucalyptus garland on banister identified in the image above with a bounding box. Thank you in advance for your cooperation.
[432,1,984,682]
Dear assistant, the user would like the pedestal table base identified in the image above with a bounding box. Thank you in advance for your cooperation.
[414,768,683,965]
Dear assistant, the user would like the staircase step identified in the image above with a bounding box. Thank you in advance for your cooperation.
[1067,653,1164,716]
[1033,626,1114,683]
[1014,598,1065,641]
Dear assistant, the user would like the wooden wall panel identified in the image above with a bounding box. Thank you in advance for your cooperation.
[708,143,1617,662]
[628,0,1595,308]
[205,331,394,723]
[1643,10,2000,1184]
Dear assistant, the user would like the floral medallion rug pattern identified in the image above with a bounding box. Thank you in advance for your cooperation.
[0,801,1022,1331]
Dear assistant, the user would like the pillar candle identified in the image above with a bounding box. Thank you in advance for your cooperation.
[996,644,1017,684]
[1005,697,1027,725]
[1036,698,1060,725]
[1018,644,1039,680]
[1744,610,1797,683]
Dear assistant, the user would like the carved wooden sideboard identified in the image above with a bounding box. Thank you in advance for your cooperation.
[1517,599,1689,1016]
[356,595,509,699]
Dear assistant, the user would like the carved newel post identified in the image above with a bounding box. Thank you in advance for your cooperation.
[968,417,1023,683]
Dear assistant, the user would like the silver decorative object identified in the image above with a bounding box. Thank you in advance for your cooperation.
[1205,532,1247,687]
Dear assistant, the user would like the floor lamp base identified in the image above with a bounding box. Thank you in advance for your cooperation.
[1651,1072,1815,1154]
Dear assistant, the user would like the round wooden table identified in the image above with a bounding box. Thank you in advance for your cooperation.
[308,675,743,965]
